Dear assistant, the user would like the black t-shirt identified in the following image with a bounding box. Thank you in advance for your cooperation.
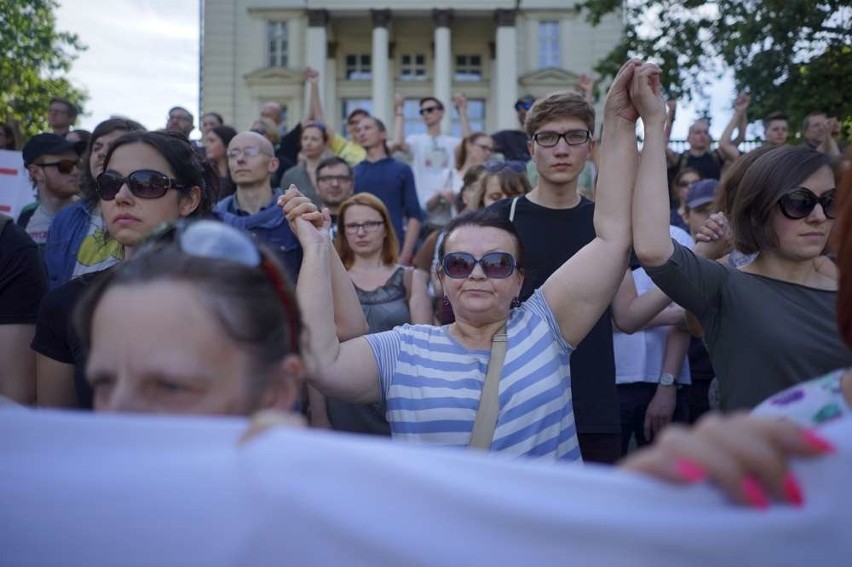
[31,269,110,409]
[667,149,723,182]
[489,196,620,434]
[491,130,531,162]
[0,217,47,324]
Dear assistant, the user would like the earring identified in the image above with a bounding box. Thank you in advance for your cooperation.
[511,297,521,309]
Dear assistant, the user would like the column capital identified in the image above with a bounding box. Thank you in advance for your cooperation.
[371,9,392,28]
[494,9,517,27]
[307,9,329,27]
[432,9,454,28]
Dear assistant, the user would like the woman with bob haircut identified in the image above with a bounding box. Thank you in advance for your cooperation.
[33,130,216,409]
[308,193,431,434]
[633,101,852,411]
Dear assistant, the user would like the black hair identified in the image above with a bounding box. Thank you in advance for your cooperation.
[81,118,147,204]
[419,97,444,111]
[316,156,352,178]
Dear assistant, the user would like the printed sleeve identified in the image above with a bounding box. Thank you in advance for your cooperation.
[643,239,727,319]
[521,288,575,354]
[363,329,403,401]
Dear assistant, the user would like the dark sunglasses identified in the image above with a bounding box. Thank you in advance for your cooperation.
[441,252,517,279]
[39,159,80,174]
[419,106,441,115]
[777,188,837,220]
[138,220,300,353]
[484,160,526,174]
[96,169,189,201]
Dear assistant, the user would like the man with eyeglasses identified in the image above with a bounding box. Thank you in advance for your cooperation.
[314,157,354,241]
[47,98,78,137]
[18,133,84,248]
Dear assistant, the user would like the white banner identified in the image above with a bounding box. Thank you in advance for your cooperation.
[0,150,35,220]
[0,408,849,566]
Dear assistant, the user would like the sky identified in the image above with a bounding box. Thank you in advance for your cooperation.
[54,1,740,142]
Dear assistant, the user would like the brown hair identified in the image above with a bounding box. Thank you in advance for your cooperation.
[524,91,595,137]
[335,193,399,269]
[835,152,852,347]
[730,145,834,255]
[466,167,531,211]
[670,167,701,209]
[713,145,776,216]
[455,132,490,170]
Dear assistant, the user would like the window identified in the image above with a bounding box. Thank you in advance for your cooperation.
[341,99,374,135]
[400,53,427,81]
[268,21,288,67]
[454,55,482,82]
[538,21,560,68]
[345,54,372,80]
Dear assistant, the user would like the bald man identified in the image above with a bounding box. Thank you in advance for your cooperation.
[211,131,302,279]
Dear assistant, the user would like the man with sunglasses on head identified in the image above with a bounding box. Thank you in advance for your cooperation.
[491,95,536,163]
[18,133,84,248]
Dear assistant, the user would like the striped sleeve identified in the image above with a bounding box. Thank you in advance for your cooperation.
[364,328,404,402]
[521,288,575,355]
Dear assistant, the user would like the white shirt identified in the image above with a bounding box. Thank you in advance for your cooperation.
[406,133,460,208]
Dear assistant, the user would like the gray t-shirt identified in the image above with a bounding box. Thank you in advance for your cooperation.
[646,240,852,411]
[25,205,55,246]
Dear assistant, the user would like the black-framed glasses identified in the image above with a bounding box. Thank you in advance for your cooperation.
[95,169,188,201]
[532,130,591,148]
[777,187,837,220]
[441,252,517,279]
[343,220,384,235]
[419,106,441,115]
[138,220,300,353]
[484,160,526,174]
[39,159,80,174]
[317,174,352,184]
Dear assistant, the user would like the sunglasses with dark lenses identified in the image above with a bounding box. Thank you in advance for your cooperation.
[138,220,300,353]
[484,160,526,174]
[40,159,80,174]
[95,169,189,201]
[777,188,837,220]
[419,106,441,115]
[532,130,591,148]
[441,252,517,279]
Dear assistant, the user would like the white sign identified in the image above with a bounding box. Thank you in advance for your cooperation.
[0,149,35,219]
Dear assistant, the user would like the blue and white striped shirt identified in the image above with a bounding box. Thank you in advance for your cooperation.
[365,289,581,461]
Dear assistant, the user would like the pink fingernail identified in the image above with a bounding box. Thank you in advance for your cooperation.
[801,430,835,454]
[741,477,770,509]
[782,472,804,507]
[673,459,707,483]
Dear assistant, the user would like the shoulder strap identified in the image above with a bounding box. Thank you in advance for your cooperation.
[468,323,508,450]
[402,266,413,302]
[508,196,520,222]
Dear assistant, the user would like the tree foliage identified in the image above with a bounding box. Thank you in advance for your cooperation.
[576,0,852,138]
[0,0,87,144]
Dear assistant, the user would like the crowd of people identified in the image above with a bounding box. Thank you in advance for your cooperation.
[1,58,850,531]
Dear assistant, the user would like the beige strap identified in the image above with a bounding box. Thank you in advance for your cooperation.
[468,324,508,450]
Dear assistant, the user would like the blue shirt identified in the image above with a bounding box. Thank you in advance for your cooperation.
[353,157,424,245]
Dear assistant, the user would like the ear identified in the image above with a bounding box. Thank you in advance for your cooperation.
[27,164,44,184]
[178,186,203,217]
[267,156,280,174]
[527,139,535,159]
[259,354,304,412]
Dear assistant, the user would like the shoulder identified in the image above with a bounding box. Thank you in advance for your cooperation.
[0,218,37,253]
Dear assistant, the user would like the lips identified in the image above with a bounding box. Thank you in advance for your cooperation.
[112,213,141,224]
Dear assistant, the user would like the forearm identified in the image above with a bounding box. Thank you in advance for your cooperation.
[458,109,472,139]
[719,112,742,161]
[308,78,325,125]
[632,116,674,267]
[390,110,407,154]
[296,243,343,375]
[330,250,368,341]
[400,218,421,261]
[0,325,36,404]
[613,287,674,334]
[593,117,639,247]
[660,325,690,378]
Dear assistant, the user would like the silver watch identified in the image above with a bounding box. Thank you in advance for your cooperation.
[659,373,676,387]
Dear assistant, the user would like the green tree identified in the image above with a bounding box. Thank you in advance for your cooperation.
[0,0,87,144]
[576,0,852,139]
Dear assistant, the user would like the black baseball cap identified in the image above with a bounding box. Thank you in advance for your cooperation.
[22,133,86,167]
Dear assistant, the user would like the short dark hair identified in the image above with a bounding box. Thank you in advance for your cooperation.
[712,145,775,216]
[731,145,834,254]
[103,130,216,215]
[316,156,352,178]
[202,112,224,126]
[49,97,78,119]
[346,108,370,123]
[419,97,444,111]
[762,111,788,129]
[438,209,525,272]
[524,91,595,136]
[80,118,147,203]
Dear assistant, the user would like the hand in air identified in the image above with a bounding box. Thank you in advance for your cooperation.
[278,185,330,246]
[393,93,404,111]
[452,93,467,111]
[603,59,642,124]
[622,413,835,508]
[629,62,665,123]
[734,92,750,113]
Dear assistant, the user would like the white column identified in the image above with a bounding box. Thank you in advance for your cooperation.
[495,9,519,132]
[432,9,453,133]
[371,10,391,126]
[305,10,328,117]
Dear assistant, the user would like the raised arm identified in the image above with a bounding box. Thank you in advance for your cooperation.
[611,270,682,334]
[453,93,472,138]
[632,65,675,268]
[719,93,748,162]
[541,59,641,347]
[280,189,380,404]
[304,67,327,126]
[389,94,410,155]
[664,99,677,164]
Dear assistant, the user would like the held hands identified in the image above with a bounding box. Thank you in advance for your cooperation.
[278,185,331,247]
[303,66,320,83]
[622,413,835,508]
[629,62,665,124]
[734,92,750,114]
[603,59,642,124]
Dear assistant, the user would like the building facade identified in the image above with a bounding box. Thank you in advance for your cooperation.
[201,1,622,136]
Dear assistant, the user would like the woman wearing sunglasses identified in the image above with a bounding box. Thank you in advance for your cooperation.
[281,60,646,461]
[308,193,431,434]
[632,75,852,412]
[33,131,214,409]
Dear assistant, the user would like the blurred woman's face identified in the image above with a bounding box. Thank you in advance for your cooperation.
[204,132,226,161]
[466,136,494,167]
[201,114,221,135]
[301,127,326,159]
[482,176,509,208]
[89,129,128,178]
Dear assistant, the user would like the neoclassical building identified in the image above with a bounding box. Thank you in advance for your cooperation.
[201,1,622,136]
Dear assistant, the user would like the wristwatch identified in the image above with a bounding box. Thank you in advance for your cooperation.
[659,373,676,387]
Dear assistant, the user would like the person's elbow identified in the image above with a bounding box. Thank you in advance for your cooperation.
[634,238,674,269]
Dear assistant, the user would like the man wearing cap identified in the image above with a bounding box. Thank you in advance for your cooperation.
[491,95,535,162]
[18,133,84,248]
[683,179,719,239]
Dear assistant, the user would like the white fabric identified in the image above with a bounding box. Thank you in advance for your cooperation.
[406,133,459,208]
[614,226,694,385]
[1,408,850,566]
